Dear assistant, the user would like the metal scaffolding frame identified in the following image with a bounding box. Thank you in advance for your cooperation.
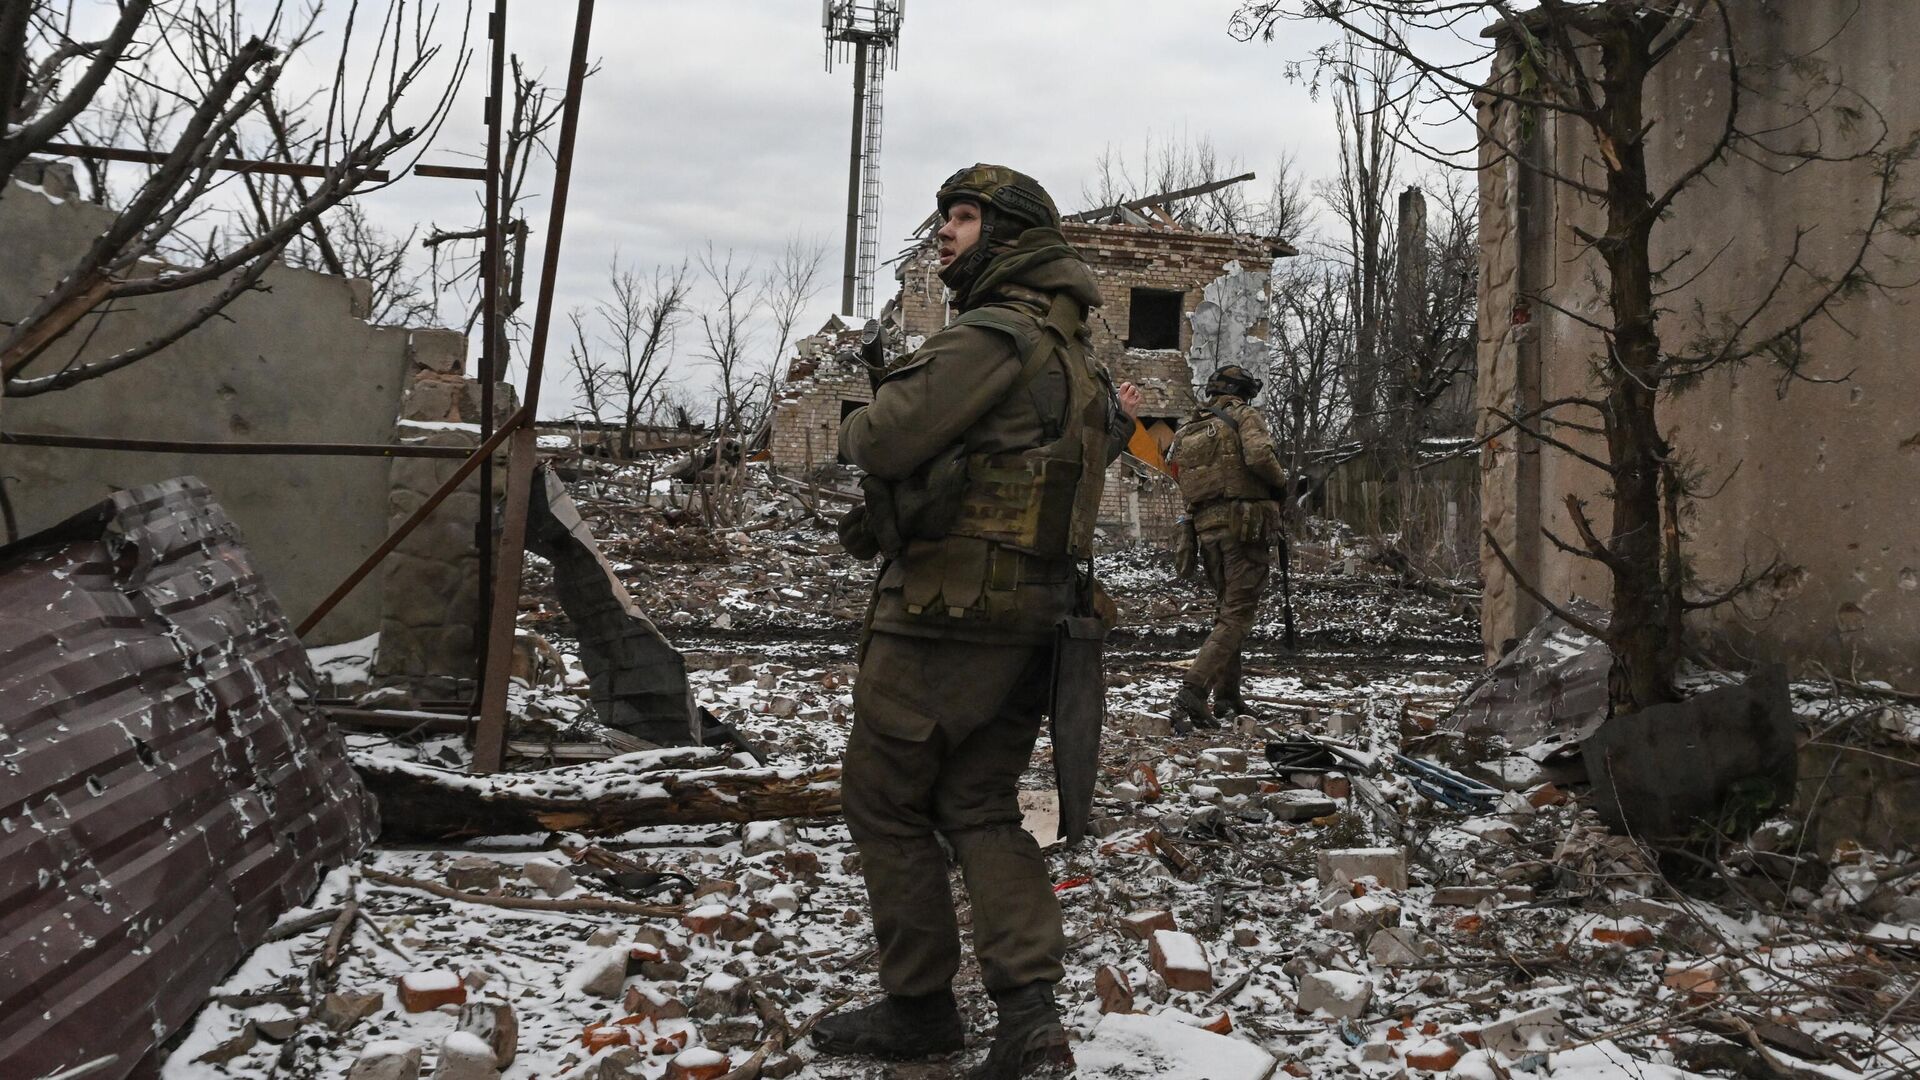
[10,0,601,775]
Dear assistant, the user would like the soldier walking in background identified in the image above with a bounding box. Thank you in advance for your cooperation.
[816,164,1136,1079]
[1165,364,1290,732]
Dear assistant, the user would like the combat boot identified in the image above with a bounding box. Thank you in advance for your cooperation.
[968,983,1074,1079]
[1165,684,1216,734]
[1212,684,1263,722]
[810,989,965,1060]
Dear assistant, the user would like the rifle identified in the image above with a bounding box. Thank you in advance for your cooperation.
[856,297,899,390]
[1277,525,1297,650]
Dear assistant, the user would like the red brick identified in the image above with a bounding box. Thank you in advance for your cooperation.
[1526,782,1569,808]
[1590,924,1655,949]
[397,970,467,1013]
[1148,929,1213,993]
[1405,1041,1462,1071]
[1120,910,1177,940]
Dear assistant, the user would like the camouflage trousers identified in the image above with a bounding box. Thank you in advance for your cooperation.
[840,631,1066,996]
[1185,534,1271,694]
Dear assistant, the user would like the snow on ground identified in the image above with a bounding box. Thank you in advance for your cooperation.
[164,470,1919,1079]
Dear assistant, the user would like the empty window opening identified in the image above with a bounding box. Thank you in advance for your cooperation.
[1126,288,1184,350]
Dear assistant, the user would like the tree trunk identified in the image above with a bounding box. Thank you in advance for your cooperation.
[1597,25,1681,713]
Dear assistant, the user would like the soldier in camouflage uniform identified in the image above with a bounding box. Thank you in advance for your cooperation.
[813,165,1136,1080]
[1165,365,1290,732]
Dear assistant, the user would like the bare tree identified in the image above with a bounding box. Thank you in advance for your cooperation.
[1,1,465,401]
[695,245,761,524]
[1082,130,1264,233]
[565,306,611,430]
[1264,258,1354,484]
[422,53,577,374]
[1311,24,1404,440]
[1234,1,1920,710]
[1256,147,1313,242]
[596,257,692,458]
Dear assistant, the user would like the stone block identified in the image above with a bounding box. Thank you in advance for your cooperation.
[521,858,575,897]
[1149,929,1212,992]
[1365,928,1440,967]
[1096,964,1135,1014]
[1265,790,1338,821]
[1430,886,1500,908]
[743,820,790,855]
[456,1000,517,1067]
[1199,747,1248,772]
[1297,971,1373,1019]
[428,1031,496,1080]
[692,972,752,1019]
[1330,896,1402,936]
[592,1047,644,1080]
[409,329,467,374]
[397,970,467,1013]
[1474,1005,1565,1056]
[624,984,688,1023]
[321,989,386,1030]
[1317,848,1408,890]
[445,855,502,892]
[574,945,629,999]
[347,1041,422,1080]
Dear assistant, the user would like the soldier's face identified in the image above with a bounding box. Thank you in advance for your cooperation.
[938,200,982,267]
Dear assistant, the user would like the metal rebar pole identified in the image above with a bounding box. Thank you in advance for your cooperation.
[472,0,595,774]
[0,431,472,457]
[295,406,528,637]
[475,0,508,693]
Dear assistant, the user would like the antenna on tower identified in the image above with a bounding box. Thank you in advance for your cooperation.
[823,1,903,319]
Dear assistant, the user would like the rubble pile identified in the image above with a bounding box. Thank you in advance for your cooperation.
[172,466,1919,1079]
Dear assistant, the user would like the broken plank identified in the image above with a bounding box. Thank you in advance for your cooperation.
[362,869,683,918]
[353,756,842,841]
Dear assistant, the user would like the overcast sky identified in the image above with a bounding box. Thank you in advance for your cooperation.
[305,1,1361,416]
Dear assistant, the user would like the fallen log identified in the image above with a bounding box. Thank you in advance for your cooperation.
[353,754,842,841]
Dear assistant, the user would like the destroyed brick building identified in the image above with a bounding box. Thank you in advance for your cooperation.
[765,215,1289,543]
[1475,3,1920,690]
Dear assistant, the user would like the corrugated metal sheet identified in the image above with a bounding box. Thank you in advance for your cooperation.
[0,477,375,1079]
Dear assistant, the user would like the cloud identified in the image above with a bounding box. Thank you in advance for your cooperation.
[334,0,1349,412]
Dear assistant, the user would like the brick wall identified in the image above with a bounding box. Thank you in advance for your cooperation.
[765,362,873,473]
[897,221,1274,421]
[798,222,1275,545]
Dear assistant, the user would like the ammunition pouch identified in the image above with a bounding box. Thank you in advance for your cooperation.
[1230,499,1281,546]
[1172,516,1198,578]
[948,450,1085,559]
[848,443,972,560]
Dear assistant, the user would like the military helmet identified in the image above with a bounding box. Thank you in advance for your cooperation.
[936,163,1061,233]
[1206,364,1263,402]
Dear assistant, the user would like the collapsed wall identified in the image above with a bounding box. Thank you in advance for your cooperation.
[1475,5,1920,687]
[0,163,457,646]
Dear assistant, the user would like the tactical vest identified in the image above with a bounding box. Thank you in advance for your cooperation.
[1169,404,1272,506]
[944,292,1109,561]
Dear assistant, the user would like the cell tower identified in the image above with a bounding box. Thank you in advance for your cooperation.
[824,1,903,318]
